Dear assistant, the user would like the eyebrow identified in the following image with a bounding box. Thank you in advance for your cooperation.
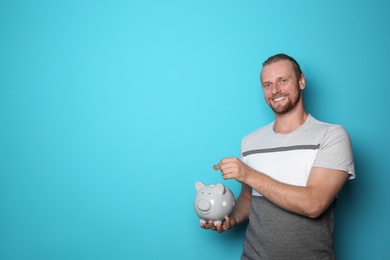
[262,76,289,84]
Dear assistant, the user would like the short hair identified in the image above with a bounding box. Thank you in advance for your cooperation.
[262,53,303,80]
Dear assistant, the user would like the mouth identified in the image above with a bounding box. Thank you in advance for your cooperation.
[272,96,286,102]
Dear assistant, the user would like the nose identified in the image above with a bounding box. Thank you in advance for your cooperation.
[271,83,280,94]
[197,200,211,211]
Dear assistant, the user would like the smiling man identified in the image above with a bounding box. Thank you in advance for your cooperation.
[262,57,305,117]
[201,54,355,259]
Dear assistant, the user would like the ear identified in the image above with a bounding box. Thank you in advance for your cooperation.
[215,183,226,195]
[195,181,205,191]
[299,74,306,90]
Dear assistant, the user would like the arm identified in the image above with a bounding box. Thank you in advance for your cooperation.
[230,183,252,224]
[216,157,349,218]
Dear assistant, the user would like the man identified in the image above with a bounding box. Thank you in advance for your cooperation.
[201,54,355,259]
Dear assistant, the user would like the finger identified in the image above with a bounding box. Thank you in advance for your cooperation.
[219,163,235,173]
[222,172,233,180]
[200,223,207,229]
[224,217,231,230]
[207,220,216,230]
[216,223,223,233]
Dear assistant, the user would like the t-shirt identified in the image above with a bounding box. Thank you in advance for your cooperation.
[240,115,355,260]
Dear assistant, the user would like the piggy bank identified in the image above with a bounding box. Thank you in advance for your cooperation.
[194,181,235,225]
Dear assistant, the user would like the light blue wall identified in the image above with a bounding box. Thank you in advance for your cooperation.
[1,1,389,259]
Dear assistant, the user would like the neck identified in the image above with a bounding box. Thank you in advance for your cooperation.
[273,106,308,134]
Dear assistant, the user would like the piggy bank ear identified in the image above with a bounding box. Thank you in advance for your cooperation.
[215,183,226,195]
[195,181,205,191]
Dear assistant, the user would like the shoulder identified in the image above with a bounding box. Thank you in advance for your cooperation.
[316,115,349,132]
[309,116,355,177]
[240,122,274,151]
[242,122,274,142]
[307,116,352,152]
[307,115,350,138]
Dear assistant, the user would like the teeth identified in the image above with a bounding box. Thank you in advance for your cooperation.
[273,96,285,102]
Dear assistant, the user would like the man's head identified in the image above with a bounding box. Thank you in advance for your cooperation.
[260,54,306,115]
[262,54,303,82]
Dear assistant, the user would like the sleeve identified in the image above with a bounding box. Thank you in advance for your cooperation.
[313,125,355,179]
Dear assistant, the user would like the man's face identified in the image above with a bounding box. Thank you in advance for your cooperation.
[260,60,305,115]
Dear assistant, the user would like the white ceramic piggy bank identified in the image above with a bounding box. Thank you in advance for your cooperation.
[194,181,235,225]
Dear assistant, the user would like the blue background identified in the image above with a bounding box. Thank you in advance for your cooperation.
[1,0,389,259]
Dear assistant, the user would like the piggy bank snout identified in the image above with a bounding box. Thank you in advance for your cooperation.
[197,199,211,211]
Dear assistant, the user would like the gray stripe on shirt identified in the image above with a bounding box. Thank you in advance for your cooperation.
[242,144,320,157]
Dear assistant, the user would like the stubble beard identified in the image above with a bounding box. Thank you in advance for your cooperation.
[269,91,301,115]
